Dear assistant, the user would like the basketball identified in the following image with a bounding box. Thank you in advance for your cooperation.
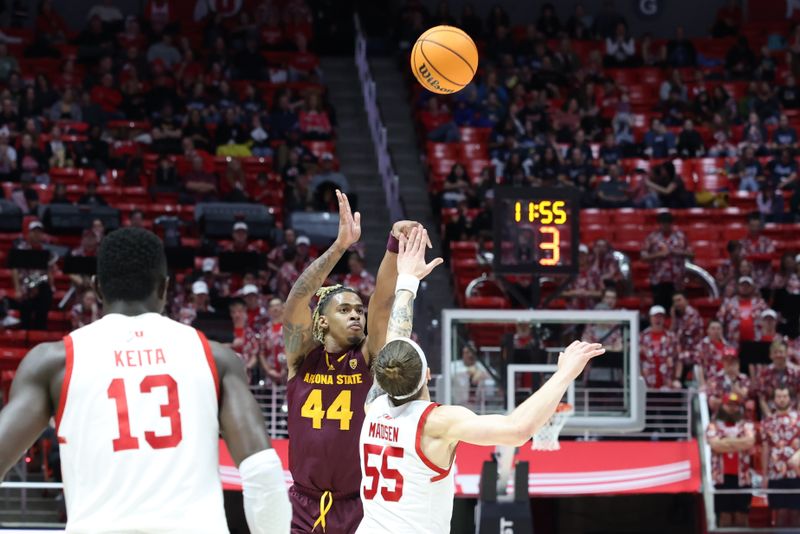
[410,26,478,95]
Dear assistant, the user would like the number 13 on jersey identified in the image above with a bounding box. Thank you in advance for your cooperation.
[300,389,354,430]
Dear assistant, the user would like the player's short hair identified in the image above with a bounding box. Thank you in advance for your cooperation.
[97,228,167,303]
[311,284,359,343]
[375,339,425,404]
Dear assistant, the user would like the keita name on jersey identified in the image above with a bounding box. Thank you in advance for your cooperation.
[114,348,167,367]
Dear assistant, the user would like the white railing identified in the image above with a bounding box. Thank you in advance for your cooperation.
[353,14,403,222]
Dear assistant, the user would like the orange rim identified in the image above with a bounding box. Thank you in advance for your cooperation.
[556,403,573,413]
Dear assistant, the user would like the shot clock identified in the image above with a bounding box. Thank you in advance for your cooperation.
[492,186,580,274]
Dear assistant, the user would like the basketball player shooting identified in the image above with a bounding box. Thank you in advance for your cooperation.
[0,228,290,534]
[356,227,605,533]
[282,190,436,534]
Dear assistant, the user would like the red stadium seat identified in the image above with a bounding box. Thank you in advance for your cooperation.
[458,127,491,144]
[580,209,612,226]
[426,142,458,159]
[720,224,748,242]
[611,208,646,226]
[459,142,488,160]
[581,224,611,243]
[450,241,478,260]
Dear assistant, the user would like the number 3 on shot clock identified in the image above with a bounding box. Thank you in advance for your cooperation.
[493,187,581,274]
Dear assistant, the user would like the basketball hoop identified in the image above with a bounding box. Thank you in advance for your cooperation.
[532,403,573,451]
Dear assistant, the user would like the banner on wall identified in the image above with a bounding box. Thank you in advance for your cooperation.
[219,439,701,496]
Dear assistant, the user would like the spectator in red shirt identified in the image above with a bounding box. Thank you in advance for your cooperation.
[228,298,257,378]
[757,309,781,342]
[706,392,755,528]
[298,92,332,140]
[712,0,742,38]
[707,351,751,414]
[181,154,218,203]
[760,387,800,527]
[144,0,174,34]
[696,320,735,384]
[90,73,123,119]
[670,291,704,367]
[70,289,100,329]
[562,244,603,309]
[716,240,744,299]
[755,339,800,417]
[342,252,376,305]
[226,221,263,253]
[641,211,694,310]
[590,239,622,287]
[741,212,776,293]
[717,276,769,348]
[177,280,214,326]
[259,297,287,385]
[640,305,683,390]
[35,0,70,46]
[241,283,267,328]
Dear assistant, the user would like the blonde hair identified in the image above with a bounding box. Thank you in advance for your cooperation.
[311,285,357,343]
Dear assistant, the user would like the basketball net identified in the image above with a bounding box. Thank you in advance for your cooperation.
[531,403,573,451]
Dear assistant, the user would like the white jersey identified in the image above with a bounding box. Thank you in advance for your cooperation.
[56,313,228,534]
[356,395,455,534]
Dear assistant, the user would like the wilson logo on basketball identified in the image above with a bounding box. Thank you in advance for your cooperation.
[418,63,455,94]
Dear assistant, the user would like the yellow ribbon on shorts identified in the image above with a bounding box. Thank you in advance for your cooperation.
[312,490,333,532]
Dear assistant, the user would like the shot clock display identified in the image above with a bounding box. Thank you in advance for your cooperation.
[492,187,580,274]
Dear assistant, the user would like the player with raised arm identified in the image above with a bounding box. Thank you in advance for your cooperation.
[0,228,290,534]
[356,227,605,534]
[283,190,434,534]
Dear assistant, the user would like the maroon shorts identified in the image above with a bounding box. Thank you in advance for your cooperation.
[289,484,363,534]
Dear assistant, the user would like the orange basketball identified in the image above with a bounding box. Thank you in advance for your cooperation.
[410,26,478,95]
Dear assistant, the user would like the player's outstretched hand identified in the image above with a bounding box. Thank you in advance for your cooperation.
[335,189,361,248]
[556,341,605,381]
[392,220,432,248]
[397,227,443,280]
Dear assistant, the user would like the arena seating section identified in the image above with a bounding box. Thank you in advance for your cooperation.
[0,2,335,395]
[412,21,800,316]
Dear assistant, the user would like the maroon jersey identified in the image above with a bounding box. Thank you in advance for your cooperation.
[287,344,372,494]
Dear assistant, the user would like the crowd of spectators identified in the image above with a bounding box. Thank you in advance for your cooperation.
[405,1,800,221]
[0,0,375,389]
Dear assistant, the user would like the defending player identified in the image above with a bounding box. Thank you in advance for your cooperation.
[283,190,436,533]
[357,227,605,534]
[0,228,290,534]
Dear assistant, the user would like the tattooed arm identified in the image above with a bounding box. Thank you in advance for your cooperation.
[386,289,415,343]
[284,191,360,378]
[364,289,414,409]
